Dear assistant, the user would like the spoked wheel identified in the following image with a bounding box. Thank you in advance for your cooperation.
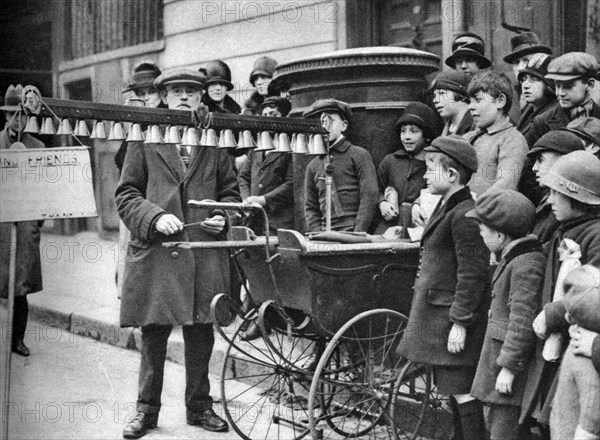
[308,309,408,440]
[391,361,453,440]
[220,310,321,440]
[210,293,249,346]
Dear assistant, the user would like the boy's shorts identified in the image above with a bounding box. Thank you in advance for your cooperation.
[433,365,477,395]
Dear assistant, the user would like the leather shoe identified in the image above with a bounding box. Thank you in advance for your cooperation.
[12,340,30,357]
[122,411,158,439]
[187,409,229,432]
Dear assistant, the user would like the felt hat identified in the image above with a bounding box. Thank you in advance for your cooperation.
[0,84,23,112]
[395,102,440,140]
[424,134,478,172]
[204,60,234,91]
[503,31,552,64]
[445,32,492,69]
[123,63,161,93]
[465,189,535,238]
[249,56,278,86]
[428,70,470,97]
[540,150,600,205]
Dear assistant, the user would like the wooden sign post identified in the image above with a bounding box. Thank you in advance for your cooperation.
[0,146,97,440]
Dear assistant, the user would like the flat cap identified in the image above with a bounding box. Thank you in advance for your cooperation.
[503,31,552,64]
[428,70,470,97]
[258,96,292,117]
[466,189,535,238]
[528,130,585,157]
[545,52,599,81]
[302,98,352,121]
[425,134,478,172]
[560,117,600,146]
[153,68,206,90]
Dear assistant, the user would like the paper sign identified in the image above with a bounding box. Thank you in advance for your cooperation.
[0,147,97,223]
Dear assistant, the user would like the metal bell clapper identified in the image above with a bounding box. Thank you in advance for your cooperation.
[181,127,199,146]
[276,133,292,153]
[126,124,144,142]
[294,133,309,154]
[24,116,40,134]
[144,125,163,144]
[255,131,275,152]
[90,121,107,139]
[56,119,73,135]
[73,120,90,137]
[310,134,327,155]
[107,122,127,140]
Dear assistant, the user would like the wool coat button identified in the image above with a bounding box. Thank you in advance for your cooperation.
[171,251,179,259]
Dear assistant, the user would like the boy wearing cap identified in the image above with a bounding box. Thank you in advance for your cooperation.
[560,116,600,158]
[430,70,473,136]
[526,52,600,148]
[398,135,490,440]
[464,72,529,196]
[0,84,45,358]
[445,32,492,78]
[117,68,239,438]
[528,131,584,244]
[303,98,378,233]
[521,151,600,435]
[467,190,545,440]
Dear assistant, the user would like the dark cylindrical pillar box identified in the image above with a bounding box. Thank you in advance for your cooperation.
[274,47,440,232]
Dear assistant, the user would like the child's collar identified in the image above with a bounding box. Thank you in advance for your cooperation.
[480,115,512,135]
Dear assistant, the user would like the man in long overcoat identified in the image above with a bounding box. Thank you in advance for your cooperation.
[117,68,240,438]
[0,84,45,357]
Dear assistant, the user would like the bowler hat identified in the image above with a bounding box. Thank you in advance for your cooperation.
[528,130,585,157]
[258,96,292,117]
[465,189,535,238]
[249,56,278,86]
[503,31,552,64]
[395,102,440,141]
[545,52,599,81]
[0,84,23,112]
[424,134,478,172]
[540,151,600,205]
[205,60,234,91]
[123,63,161,93]
[153,68,206,90]
[445,32,492,69]
[303,99,352,121]
[560,117,600,146]
[428,70,470,98]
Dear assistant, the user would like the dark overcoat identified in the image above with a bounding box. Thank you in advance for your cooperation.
[516,98,557,141]
[441,110,474,136]
[398,187,490,366]
[525,101,600,148]
[238,149,294,234]
[520,214,600,424]
[471,236,545,406]
[115,141,241,327]
[0,130,45,299]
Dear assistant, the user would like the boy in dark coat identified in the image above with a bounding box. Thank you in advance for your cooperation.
[467,190,545,440]
[398,135,490,440]
[522,151,600,438]
[117,68,240,438]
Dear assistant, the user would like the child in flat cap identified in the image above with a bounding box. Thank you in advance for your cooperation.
[375,102,440,233]
[303,99,378,233]
[467,190,545,440]
[560,116,600,159]
[398,135,490,440]
[550,265,600,440]
[522,151,600,435]
[464,72,529,197]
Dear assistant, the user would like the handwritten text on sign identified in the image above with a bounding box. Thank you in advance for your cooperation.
[0,147,97,223]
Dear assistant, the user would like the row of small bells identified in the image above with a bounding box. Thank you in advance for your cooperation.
[23,116,328,154]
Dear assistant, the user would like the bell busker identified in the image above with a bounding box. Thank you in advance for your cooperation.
[116,68,240,438]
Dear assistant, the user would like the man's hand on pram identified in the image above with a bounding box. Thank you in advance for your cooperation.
[200,215,226,235]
